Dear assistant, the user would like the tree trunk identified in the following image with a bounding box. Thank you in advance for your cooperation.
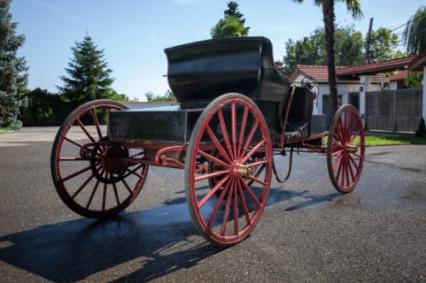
[322,0,338,116]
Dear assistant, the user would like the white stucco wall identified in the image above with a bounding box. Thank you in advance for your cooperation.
[389,81,398,90]
[293,73,382,114]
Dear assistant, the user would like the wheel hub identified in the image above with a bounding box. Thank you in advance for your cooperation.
[90,143,129,183]
[344,144,358,153]
[102,146,129,174]
[232,162,253,178]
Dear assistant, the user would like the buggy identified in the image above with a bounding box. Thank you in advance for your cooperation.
[51,37,365,246]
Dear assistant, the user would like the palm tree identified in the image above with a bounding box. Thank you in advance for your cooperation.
[403,6,426,55]
[292,0,362,115]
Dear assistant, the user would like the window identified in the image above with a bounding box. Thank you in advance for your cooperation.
[322,94,342,115]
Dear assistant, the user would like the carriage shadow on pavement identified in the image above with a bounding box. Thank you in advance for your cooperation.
[0,187,340,282]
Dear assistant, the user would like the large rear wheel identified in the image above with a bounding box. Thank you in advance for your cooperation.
[185,93,272,246]
[327,104,365,193]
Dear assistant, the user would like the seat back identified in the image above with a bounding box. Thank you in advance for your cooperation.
[165,37,288,108]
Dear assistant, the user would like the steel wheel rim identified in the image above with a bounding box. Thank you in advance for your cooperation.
[51,100,148,218]
[328,105,365,193]
[186,94,272,245]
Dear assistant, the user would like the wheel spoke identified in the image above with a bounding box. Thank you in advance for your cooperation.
[122,164,143,178]
[351,152,362,159]
[207,179,231,228]
[238,106,249,158]
[240,139,265,163]
[246,159,268,167]
[113,182,120,205]
[335,155,344,182]
[198,150,230,169]
[130,151,144,158]
[332,153,344,172]
[91,108,103,140]
[86,180,100,209]
[218,110,234,159]
[125,167,143,179]
[344,156,350,187]
[195,169,229,182]
[348,154,360,171]
[241,120,259,157]
[102,182,107,211]
[62,165,91,182]
[220,179,234,236]
[240,178,261,208]
[248,175,266,186]
[233,182,239,235]
[122,179,133,196]
[198,175,230,208]
[231,102,237,157]
[60,157,84,161]
[77,118,96,143]
[206,126,232,163]
[71,174,95,199]
[236,179,251,225]
[64,137,82,148]
[348,159,355,181]
[332,148,344,156]
[340,156,347,187]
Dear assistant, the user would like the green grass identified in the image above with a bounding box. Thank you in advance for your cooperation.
[322,134,426,146]
[365,135,426,146]
[0,128,15,134]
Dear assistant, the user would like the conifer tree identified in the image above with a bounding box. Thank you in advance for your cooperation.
[58,35,115,104]
[211,1,249,39]
[0,0,28,129]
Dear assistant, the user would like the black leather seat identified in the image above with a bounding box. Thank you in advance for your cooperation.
[165,36,289,108]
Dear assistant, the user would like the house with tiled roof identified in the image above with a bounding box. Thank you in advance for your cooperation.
[289,64,384,114]
[289,54,426,118]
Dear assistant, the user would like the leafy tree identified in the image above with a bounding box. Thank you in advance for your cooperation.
[404,71,422,88]
[403,6,426,55]
[144,90,176,102]
[367,28,399,62]
[211,1,249,39]
[58,35,116,104]
[284,25,364,71]
[0,0,28,129]
[21,88,70,126]
[145,91,154,102]
[292,0,363,115]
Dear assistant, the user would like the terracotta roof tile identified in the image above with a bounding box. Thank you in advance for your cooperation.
[293,65,386,84]
[389,70,408,81]
[295,65,350,83]
[336,56,417,76]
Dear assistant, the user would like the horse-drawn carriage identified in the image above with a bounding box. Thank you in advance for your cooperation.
[51,37,365,246]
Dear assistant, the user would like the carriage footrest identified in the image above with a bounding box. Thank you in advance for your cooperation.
[108,106,203,143]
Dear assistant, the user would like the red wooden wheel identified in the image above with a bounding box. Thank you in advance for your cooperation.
[185,93,272,246]
[51,100,148,218]
[327,104,365,193]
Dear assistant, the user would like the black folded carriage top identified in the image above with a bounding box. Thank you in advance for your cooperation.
[164,36,289,108]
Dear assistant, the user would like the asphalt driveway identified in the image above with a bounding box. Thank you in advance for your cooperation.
[0,127,425,282]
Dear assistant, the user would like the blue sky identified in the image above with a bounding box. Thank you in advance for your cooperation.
[11,0,425,101]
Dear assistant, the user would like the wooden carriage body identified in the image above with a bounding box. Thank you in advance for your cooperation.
[109,37,325,145]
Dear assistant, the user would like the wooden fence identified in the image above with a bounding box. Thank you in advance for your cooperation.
[363,88,422,132]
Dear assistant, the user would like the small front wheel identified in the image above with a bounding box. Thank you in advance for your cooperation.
[51,100,149,218]
[327,104,365,193]
[185,93,272,246]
